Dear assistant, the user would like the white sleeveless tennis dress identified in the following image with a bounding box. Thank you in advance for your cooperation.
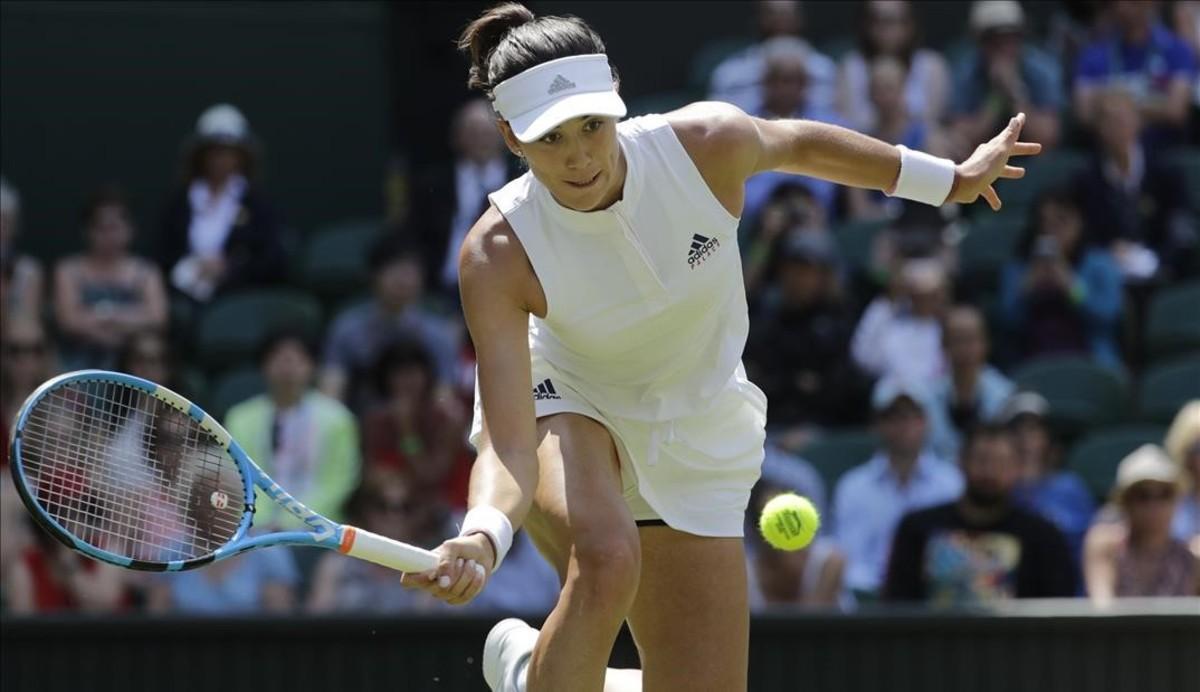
[468,113,767,537]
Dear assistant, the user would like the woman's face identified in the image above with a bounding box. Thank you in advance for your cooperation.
[87,204,133,257]
[362,482,416,539]
[1038,200,1082,256]
[1123,481,1179,538]
[505,115,624,212]
[386,362,430,402]
[1011,417,1050,480]
[202,145,244,182]
[866,0,913,55]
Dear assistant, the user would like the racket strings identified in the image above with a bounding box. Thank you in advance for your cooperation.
[19,380,245,562]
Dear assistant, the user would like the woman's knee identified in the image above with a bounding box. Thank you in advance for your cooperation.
[569,522,642,610]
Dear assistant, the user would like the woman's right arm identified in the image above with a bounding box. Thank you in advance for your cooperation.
[1082,521,1121,602]
[457,207,543,531]
[400,207,543,605]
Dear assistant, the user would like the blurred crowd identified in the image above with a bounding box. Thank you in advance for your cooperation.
[1,0,1198,618]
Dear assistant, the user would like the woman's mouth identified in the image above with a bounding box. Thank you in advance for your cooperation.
[565,171,601,189]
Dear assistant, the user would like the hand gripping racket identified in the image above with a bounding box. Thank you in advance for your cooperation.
[8,370,438,573]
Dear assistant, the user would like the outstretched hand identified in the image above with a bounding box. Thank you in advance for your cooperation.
[948,112,1042,211]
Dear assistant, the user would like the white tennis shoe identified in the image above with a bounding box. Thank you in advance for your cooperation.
[482,618,540,692]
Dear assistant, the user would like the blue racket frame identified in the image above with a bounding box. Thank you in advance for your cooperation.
[9,370,348,572]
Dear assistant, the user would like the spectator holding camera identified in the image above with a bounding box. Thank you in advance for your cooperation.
[54,186,167,370]
[745,231,871,443]
[999,186,1123,366]
[1084,445,1200,600]
[949,1,1062,159]
[159,104,288,303]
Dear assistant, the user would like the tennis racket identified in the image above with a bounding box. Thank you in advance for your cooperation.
[8,369,439,574]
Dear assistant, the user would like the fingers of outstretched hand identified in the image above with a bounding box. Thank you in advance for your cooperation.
[1007,112,1026,139]
[1012,141,1042,156]
[1001,165,1025,179]
[982,185,1001,211]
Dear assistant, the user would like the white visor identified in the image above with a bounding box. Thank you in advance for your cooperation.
[492,54,626,143]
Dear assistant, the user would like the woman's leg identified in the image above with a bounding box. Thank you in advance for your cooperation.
[625,525,750,692]
[518,413,643,692]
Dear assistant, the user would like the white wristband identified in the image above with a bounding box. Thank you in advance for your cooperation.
[887,145,956,207]
[460,505,514,572]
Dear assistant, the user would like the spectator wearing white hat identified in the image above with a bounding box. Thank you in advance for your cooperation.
[0,176,43,323]
[1083,445,1200,600]
[832,376,962,595]
[158,104,289,303]
[850,257,951,385]
[948,1,1062,159]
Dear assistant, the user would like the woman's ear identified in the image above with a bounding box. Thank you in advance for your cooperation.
[496,119,525,159]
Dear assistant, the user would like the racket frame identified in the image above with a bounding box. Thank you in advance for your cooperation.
[10,370,368,572]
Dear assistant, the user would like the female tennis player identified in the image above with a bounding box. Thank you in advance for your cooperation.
[400,4,1039,691]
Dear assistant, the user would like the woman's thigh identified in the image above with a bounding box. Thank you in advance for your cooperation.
[522,412,639,581]
[625,526,749,692]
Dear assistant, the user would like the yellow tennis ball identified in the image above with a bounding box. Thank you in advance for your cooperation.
[759,493,820,551]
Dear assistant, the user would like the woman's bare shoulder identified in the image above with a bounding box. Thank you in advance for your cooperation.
[459,205,542,314]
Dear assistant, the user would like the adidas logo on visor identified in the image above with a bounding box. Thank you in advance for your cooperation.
[547,74,576,95]
[687,233,720,269]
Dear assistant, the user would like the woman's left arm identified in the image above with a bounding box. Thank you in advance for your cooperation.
[676,101,1040,213]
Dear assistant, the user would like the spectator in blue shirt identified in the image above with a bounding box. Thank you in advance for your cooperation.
[949,1,1062,160]
[927,305,1016,462]
[742,36,846,224]
[1074,0,1197,149]
[1002,392,1095,569]
[832,377,963,595]
[999,186,1123,366]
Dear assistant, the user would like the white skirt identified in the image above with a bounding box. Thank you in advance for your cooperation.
[469,352,768,537]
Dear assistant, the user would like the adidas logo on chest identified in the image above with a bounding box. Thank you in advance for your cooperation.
[687,233,720,269]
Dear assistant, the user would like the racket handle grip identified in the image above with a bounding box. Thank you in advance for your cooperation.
[338,526,439,573]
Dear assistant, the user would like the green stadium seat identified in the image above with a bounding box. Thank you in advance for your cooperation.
[1162,148,1200,213]
[798,429,878,492]
[1012,356,1130,432]
[1145,281,1200,358]
[208,366,266,422]
[831,218,888,275]
[957,212,1023,291]
[1138,356,1200,425]
[625,89,700,117]
[196,289,323,368]
[1065,425,1168,500]
[299,219,382,304]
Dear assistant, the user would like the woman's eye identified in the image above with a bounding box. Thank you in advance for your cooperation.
[540,132,560,144]
[585,120,602,132]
